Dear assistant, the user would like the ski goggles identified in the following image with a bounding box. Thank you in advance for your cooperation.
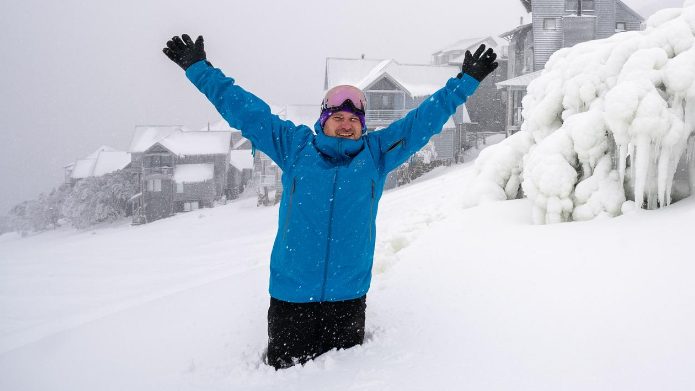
[321,85,367,114]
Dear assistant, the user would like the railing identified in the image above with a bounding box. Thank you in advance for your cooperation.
[143,166,173,176]
[366,109,409,124]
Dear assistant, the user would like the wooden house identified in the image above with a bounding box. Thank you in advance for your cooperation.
[497,0,643,135]
[127,126,232,223]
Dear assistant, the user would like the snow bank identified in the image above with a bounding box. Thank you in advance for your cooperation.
[465,2,695,223]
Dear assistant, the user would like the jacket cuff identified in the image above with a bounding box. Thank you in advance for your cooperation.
[446,73,480,102]
[185,60,213,83]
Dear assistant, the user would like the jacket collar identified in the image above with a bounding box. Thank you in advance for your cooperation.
[313,122,365,162]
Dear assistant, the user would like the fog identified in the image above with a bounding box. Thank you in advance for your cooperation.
[0,0,681,214]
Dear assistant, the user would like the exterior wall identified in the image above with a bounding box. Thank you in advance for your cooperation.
[532,0,566,70]
[594,0,617,39]
[616,1,643,31]
[143,176,175,222]
[173,180,215,209]
[563,16,597,47]
[465,60,508,133]
[431,128,455,161]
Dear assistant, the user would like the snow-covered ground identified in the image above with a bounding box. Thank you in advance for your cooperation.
[1,161,694,391]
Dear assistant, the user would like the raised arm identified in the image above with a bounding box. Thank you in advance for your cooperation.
[163,34,311,169]
[366,44,498,174]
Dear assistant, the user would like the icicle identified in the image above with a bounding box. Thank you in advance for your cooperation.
[618,144,627,185]
[633,137,650,208]
[657,146,670,208]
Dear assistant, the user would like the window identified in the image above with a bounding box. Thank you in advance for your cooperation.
[146,179,162,192]
[176,182,184,193]
[543,18,557,30]
[183,201,199,212]
[616,22,626,32]
[566,0,594,12]
[382,95,391,107]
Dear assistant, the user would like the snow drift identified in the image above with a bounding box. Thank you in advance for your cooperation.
[464,1,695,224]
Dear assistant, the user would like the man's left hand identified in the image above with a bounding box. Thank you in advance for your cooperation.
[458,44,498,82]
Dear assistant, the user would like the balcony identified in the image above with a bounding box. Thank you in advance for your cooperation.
[143,166,173,176]
[366,109,409,126]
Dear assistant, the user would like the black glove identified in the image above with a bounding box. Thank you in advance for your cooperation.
[458,44,498,82]
[163,34,207,71]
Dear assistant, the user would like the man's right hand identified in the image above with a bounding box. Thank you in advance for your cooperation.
[163,34,207,71]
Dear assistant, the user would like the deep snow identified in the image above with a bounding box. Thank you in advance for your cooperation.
[1,161,694,391]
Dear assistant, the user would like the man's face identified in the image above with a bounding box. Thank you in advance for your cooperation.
[322,111,363,140]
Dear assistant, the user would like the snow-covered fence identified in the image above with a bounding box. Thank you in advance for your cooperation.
[464,1,695,224]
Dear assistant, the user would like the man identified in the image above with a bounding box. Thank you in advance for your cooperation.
[163,34,497,369]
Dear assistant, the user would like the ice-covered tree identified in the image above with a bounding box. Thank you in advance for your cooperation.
[464,1,695,224]
[62,170,137,229]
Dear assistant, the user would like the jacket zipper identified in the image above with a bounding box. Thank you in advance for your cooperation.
[282,177,296,241]
[320,169,339,301]
[370,180,375,242]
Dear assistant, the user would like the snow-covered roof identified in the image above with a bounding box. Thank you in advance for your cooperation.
[71,159,97,179]
[92,151,131,176]
[157,131,232,156]
[85,145,117,160]
[272,104,321,127]
[233,138,251,150]
[432,37,489,55]
[129,126,183,153]
[495,70,543,88]
[229,150,254,170]
[173,163,214,183]
[499,23,533,40]
[326,58,460,97]
[200,119,241,132]
[70,147,131,179]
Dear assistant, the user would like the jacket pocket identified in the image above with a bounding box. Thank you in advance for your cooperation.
[282,177,297,241]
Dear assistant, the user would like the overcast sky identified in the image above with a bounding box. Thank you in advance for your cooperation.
[0,0,683,214]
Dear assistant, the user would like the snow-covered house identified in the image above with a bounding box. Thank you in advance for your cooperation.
[497,0,644,135]
[325,57,471,164]
[127,126,232,223]
[64,145,132,185]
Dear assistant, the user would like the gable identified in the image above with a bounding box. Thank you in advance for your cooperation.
[367,77,401,91]
[144,143,175,155]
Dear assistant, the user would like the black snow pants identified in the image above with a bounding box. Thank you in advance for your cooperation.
[266,295,366,369]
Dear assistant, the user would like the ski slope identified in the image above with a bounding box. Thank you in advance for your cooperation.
[1,162,694,390]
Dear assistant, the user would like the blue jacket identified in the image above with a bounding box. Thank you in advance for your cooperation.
[186,60,479,303]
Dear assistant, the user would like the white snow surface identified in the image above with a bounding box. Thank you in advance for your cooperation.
[229,150,254,171]
[1,162,694,390]
[173,163,215,183]
[466,2,695,223]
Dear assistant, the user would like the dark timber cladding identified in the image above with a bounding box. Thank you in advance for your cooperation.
[532,0,565,70]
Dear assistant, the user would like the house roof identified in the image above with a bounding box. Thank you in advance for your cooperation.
[272,104,321,128]
[496,69,543,88]
[157,131,232,156]
[129,126,183,153]
[71,159,97,179]
[70,147,131,179]
[617,0,644,22]
[432,37,490,55]
[173,163,215,183]
[229,149,254,170]
[92,151,131,176]
[326,57,460,97]
[499,23,533,40]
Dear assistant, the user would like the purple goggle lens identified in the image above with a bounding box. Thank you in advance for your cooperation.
[321,85,367,113]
